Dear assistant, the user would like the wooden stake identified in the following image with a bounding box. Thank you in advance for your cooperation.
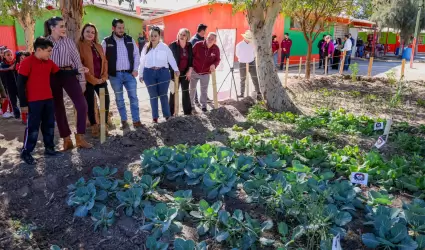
[100,88,106,144]
[298,57,302,78]
[401,59,406,79]
[212,71,218,109]
[246,63,250,96]
[284,59,289,88]
[339,50,346,75]
[325,56,328,76]
[313,58,316,77]
[174,75,180,116]
[367,57,374,77]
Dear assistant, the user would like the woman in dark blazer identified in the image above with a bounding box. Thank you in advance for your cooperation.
[169,28,193,116]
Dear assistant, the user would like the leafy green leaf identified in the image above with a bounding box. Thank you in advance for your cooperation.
[362,233,380,248]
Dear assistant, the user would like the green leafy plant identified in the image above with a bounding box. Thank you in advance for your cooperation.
[67,182,102,217]
[141,147,175,175]
[146,236,169,250]
[141,203,182,239]
[367,190,393,206]
[173,238,208,250]
[190,200,222,236]
[232,124,244,132]
[215,209,274,249]
[386,69,397,85]
[349,63,359,81]
[116,186,143,216]
[417,98,425,108]
[139,175,160,197]
[91,206,115,232]
[203,164,237,199]
[165,190,195,220]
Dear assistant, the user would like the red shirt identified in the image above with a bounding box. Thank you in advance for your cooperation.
[91,45,102,79]
[178,46,189,72]
[281,39,293,54]
[272,41,279,53]
[18,55,59,102]
[192,41,221,75]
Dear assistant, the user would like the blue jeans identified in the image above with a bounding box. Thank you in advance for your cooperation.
[143,67,171,119]
[273,53,278,67]
[344,51,352,71]
[109,72,140,123]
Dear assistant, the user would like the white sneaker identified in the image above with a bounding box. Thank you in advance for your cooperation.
[2,112,13,118]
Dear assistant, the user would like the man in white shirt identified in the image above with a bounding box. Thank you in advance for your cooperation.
[342,34,352,71]
[235,30,262,100]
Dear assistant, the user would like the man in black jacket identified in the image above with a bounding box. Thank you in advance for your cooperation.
[318,35,326,69]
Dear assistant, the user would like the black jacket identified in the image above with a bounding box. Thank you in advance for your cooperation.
[103,33,135,76]
[168,41,193,79]
[318,39,325,55]
[189,33,204,46]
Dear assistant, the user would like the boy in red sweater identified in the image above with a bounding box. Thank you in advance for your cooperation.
[17,37,63,165]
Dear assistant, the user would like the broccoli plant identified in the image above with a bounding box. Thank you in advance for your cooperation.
[203,164,237,199]
[403,199,425,235]
[190,200,222,236]
[141,203,182,239]
[230,155,256,181]
[92,166,119,195]
[214,147,235,165]
[215,209,274,249]
[165,152,191,181]
[116,186,143,216]
[138,175,160,198]
[91,206,115,232]
[165,190,195,221]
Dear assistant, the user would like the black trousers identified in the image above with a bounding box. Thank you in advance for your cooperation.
[23,99,55,153]
[319,53,324,68]
[169,77,192,116]
[4,79,20,118]
[280,52,290,70]
[84,82,110,126]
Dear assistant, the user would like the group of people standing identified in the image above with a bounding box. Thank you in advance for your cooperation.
[317,33,355,72]
[0,16,225,165]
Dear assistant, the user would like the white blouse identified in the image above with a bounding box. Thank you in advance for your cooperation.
[138,42,179,78]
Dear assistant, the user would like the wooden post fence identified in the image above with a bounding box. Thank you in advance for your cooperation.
[298,57,302,78]
[284,59,289,88]
[174,75,180,116]
[246,63,250,96]
[367,57,374,77]
[325,56,328,76]
[401,59,406,79]
[339,51,347,75]
[212,71,218,109]
[99,88,106,144]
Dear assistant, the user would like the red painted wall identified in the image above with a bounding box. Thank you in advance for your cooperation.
[0,26,18,52]
[151,3,284,61]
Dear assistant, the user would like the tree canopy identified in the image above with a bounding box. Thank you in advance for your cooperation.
[371,0,425,45]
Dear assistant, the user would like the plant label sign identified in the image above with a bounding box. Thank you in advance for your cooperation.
[374,136,386,149]
[351,172,368,185]
[332,233,342,250]
[374,122,384,131]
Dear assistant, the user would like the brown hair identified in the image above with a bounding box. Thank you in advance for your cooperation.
[44,16,64,37]
[80,23,99,43]
[146,26,161,54]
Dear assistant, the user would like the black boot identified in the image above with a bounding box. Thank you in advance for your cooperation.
[44,147,63,157]
[21,150,36,165]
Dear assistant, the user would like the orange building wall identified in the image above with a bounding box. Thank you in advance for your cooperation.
[151,3,284,61]
[0,26,18,52]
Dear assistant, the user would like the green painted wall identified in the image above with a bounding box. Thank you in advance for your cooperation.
[83,5,143,41]
[283,16,334,55]
[358,31,397,44]
[14,6,143,47]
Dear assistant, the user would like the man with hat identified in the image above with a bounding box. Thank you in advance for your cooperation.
[235,30,262,100]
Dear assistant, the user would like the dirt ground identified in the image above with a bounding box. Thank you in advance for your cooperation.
[0,75,424,250]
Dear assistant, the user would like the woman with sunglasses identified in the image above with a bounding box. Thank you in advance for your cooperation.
[78,23,110,138]
[44,16,92,150]
[138,27,179,123]
[168,28,193,116]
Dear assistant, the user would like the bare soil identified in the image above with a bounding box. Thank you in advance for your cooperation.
[1,76,424,250]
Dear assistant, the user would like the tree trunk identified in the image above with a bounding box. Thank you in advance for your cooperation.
[16,13,35,52]
[305,41,313,79]
[247,1,298,113]
[60,0,84,42]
